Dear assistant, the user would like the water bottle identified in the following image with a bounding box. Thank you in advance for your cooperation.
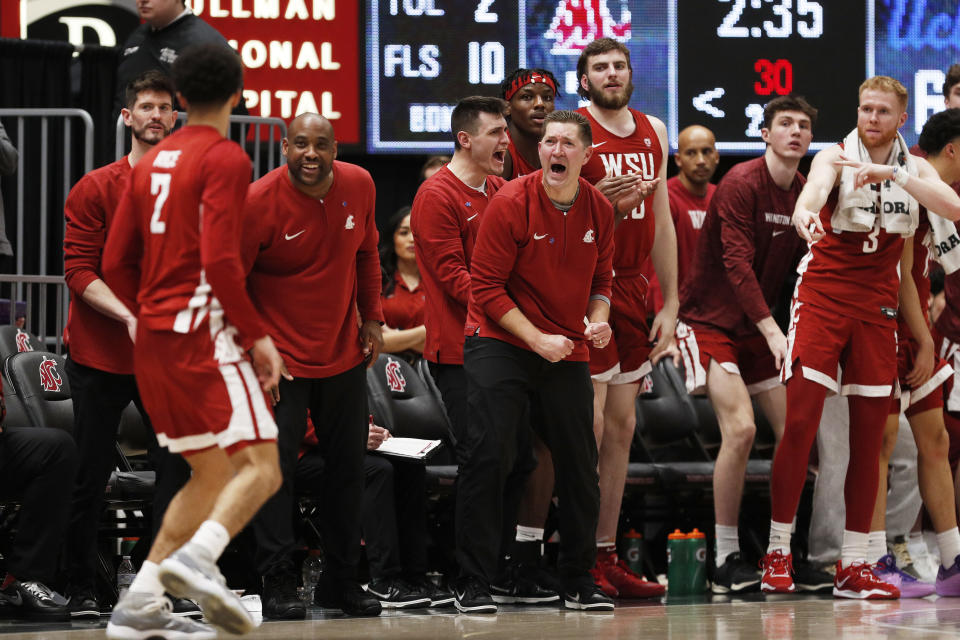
[666,530,689,596]
[116,556,136,596]
[621,528,645,576]
[687,528,708,594]
[301,549,324,603]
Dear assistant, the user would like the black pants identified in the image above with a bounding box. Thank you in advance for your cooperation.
[251,364,368,583]
[64,359,190,591]
[0,427,78,584]
[427,362,469,465]
[362,454,428,580]
[457,337,599,583]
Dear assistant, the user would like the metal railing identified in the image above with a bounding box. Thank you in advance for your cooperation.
[0,109,95,280]
[0,275,67,354]
[115,113,288,180]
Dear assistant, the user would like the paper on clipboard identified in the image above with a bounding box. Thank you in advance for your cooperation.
[373,437,443,461]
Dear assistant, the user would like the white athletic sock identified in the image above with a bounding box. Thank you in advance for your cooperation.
[868,530,887,563]
[715,524,740,567]
[936,527,960,566]
[841,530,870,569]
[129,560,164,596]
[516,526,544,543]
[189,520,231,561]
[767,520,792,555]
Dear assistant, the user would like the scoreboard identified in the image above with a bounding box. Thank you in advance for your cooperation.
[366,0,960,154]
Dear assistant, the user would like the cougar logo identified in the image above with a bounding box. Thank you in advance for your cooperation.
[385,357,406,393]
[39,357,63,392]
[15,329,33,353]
[345,215,355,230]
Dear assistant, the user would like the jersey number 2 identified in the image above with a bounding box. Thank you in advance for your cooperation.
[150,173,171,234]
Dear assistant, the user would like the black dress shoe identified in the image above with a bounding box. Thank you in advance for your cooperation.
[262,573,306,620]
[315,580,381,617]
[67,587,100,620]
[0,578,69,621]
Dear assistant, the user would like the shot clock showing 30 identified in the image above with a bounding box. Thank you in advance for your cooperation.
[674,0,868,151]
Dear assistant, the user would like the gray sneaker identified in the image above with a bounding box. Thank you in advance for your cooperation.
[160,543,255,635]
[106,590,216,640]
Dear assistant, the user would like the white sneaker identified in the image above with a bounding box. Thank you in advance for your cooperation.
[106,590,216,640]
[160,543,255,635]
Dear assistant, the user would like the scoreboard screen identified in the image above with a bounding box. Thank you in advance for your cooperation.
[366,0,960,154]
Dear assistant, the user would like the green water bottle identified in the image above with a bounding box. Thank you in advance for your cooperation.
[667,529,689,595]
[687,528,708,593]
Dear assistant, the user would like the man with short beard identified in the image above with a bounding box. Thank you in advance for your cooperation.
[763,76,960,598]
[63,71,196,620]
[242,113,384,619]
[574,37,677,599]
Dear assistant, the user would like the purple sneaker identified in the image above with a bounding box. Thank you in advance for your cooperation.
[874,554,935,598]
[936,555,960,596]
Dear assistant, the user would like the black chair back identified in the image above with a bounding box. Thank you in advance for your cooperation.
[4,351,73,433]
[635,360,708,461]
[366,354,450,442]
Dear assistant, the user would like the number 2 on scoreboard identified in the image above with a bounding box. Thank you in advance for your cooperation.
[474,0,497,23]
[150,172,171,234]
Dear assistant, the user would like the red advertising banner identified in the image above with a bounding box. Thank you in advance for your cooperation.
[190,0,359,144]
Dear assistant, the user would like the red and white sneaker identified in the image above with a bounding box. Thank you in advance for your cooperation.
[760,550,795,593]
[833,561,900,599]
[594,551,664,598]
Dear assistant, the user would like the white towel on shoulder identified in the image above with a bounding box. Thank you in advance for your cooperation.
[833,129,918,236]
[926,208,960,275]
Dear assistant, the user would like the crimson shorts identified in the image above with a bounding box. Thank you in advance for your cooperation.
[675,321,779,395]
[782,301,897,397]
[936,330,960,470]
[134,320,277,455]
[888,333,951,416]
[589,275,652,384]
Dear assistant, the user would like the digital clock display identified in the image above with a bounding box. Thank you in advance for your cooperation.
[366,1,957,154]
[673,0,868,151]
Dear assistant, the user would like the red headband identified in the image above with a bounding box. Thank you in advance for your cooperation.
[504,73,557,101]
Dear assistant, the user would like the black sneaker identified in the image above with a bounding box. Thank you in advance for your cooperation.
[0,577,69,621]
[366,577,431,609]
[315,580,382,617]
[453,576,497,613]
[67,587,100,620]
[562,577,614,611]
[490,563,560,604]
[792,558,834,593]
[409,575,455,608]
[262,573,306,620]
[711,552,761,594]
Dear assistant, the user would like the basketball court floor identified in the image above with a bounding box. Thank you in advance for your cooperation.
[3,594,960,639]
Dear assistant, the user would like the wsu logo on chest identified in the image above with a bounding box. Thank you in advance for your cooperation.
[39,356,63,392]
[598,152,656,180]
[15,329,33,353]
[385,357,406,393]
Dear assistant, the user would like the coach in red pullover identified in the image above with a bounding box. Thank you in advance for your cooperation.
[241,113,384,619]
[62,72,194,617]
[453,111,615,613]
[410,96,509,463]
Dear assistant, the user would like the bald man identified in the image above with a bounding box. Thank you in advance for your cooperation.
[643,125,718,313]
[243,113,384,619]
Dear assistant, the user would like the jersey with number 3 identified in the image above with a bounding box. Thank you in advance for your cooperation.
[577,107,662,274]
[102,125,267,347]
[796,184,908,328]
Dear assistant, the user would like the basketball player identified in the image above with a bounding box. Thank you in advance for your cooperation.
[102,44,285,638]
[676,96,815,593]
[762,76,960,598]
[501,68,558,179]
[456,110,614,613]
[576,37,677,598]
